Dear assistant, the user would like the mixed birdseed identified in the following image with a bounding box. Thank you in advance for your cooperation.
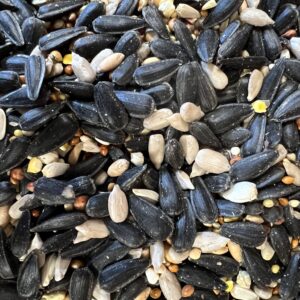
[1,0,300,299]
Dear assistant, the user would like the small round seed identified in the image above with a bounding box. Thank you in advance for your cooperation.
[282,176,295,185]
[181,285,195,297]
[189,248,201,260]
[150,288,161,299]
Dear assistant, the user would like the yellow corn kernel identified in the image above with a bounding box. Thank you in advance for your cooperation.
[63,53,72,65]
[50,50,63,62]
[225,280,234,292]
[27,157,43,174]
[271,264,280,274]
[14,129,23,137]
[252,100,267,113]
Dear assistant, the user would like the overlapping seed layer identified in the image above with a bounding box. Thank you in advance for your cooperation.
[0,0,300,300]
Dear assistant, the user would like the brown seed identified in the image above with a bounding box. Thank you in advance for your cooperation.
[10,168,24,181]
[70,259,84,269]
[70,137,80,146]
[282,176,295,185]
[19,75,26,84]
[168,264,179,273]
[150,288,162,299]
[74,195,88,211]
[279,197,289,206]
[282,29,297,38]
[181,285,195,298]
[296,118,300,130]
[31,209,40,218]
[26,182,35,192]
[68,12,77,22]
[291,238,299,249]
[99,145,109,156]
[50,50,63,62]
[50,93,59,102]
[64,65,73,75]
[66,22,73,28]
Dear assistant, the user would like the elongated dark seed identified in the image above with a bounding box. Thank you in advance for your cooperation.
[203,0,243,29]
[220,222,267,248]
[129,195,174,240]
[190,177,218,224]
[0,10,24,46]
[30,212,87,232]
[75,1,105,28]
[27,114,79,156]
[93,15,145,34]
[98,258,149,292]
[69,268,94,300]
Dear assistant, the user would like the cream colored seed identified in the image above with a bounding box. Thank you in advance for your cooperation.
[180,102,204,123]
[107,159,130,177]
[108,184,128,223]
[176,3,200,18]
[142,56,160,65]
[240,8,275,27]
[148,134,165,169]
[201,62,228,90]
[202,0,217,10]
[97,52,125,72]
[167,113,189,132]
[289,199,300,208]
[189,248,201,260]
[27,157,43,173]
[271,264,280,274]
[248,69,264,101]
[263,199,274,208]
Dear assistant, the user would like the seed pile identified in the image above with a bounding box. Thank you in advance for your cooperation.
[1,0,300,299]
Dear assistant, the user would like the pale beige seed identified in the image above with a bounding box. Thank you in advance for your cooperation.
[220,182,257,203]
[27,233,43,255]
[231,284,259,300]
[137,42,151,61]
[195,149,230,174]
[175,170,195,190]
[179,134,199,165]
[143,109,173,130]
[138,0,148,11]
[260,240,275,261]
[54,255,71,282]
[107,159,130,177]
[240,8,274,26]
[108,184,128,223]
[38,152,59,164]
[130,152,144,166]
[283,159,300,186]
[274,144,287,164]
[105,0,121,15]
[281,49,291,59]
[150,241,164,272]
[9,194,34,220]
[75,219,110,242]
[49,62,63,78]
[81,136,100,153]
[193,231,229,253]
[91,48,114,71]
[42,253,57,287]
[180,102,204,123]
[202,0,217,10]
[246,0,260,8]
[228,241,243,263]
[146,267,159,284]
[94,170,108,185]
[167,113,189,132]
[189,247,201,260]
[68,143,83,165]
[142,57,161,65]
[211,246,228,255]
[159,268,182,300]
[97,52,125,73]
[0,205,10,227]
[253,286,273,300]
[42,162,70,178]
[248,69,264,101]
[165,246,189,264]
[135,287,151,300]
[132,188,159,202]
[237,270,251,289]
[176,3,200,18]
[92,283,110,300]
[290,37,300,59]
[129,248,143,259]
[245,215,264,224]
[201,62,228,90]
[190,161,206,178]
[148,134,165,169]
[159,0,176,18]
[0,109,6,141]
[72,52,96,83]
